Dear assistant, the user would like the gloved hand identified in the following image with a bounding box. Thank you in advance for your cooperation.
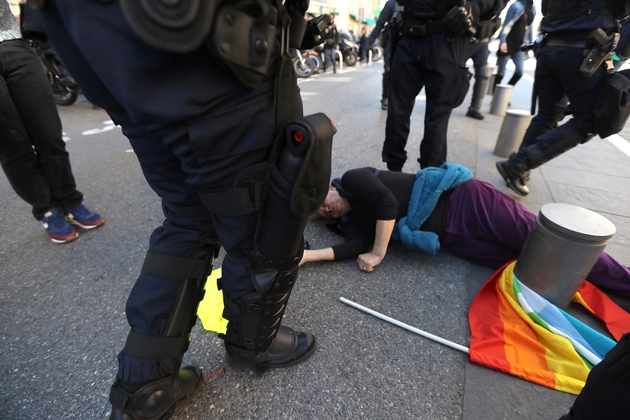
[442,3,479,38]
[300,14,331,49]
[285,0,310,16]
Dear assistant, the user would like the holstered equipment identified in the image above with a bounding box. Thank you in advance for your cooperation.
[198,113,334,274]
[119,0,283,89]
[207,0,278,88]
[580,28,619,78]
[593,69,630,138]
[388,8,403,65]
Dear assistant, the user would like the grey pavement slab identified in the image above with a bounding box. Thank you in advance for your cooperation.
[1,62,630,419]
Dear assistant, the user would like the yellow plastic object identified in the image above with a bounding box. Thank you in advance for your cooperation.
[197,268,228,334]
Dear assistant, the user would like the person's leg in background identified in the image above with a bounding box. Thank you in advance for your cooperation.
[418,33,469,169]
[493,53,509,93]
[466,41,490,120]
[507,50,525,86]
[496,46,606,196]
[382,36,424,171]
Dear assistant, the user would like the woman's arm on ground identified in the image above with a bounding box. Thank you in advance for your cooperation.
[356,219,395,272]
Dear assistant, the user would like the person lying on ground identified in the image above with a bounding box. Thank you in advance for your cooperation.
[301,164,630,297]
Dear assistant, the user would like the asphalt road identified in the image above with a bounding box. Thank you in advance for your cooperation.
[1,58,628,419]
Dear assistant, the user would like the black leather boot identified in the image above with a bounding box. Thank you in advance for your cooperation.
[495,153,530,196]
[108,366,203,420]
[226,325,316,373]
[466,108,484,120]
[221,268,317,374]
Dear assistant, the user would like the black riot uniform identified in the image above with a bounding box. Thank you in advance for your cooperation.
[382,0,506,171]
[367,0,397,110]
[496,0,630,196]
[33,1,334,419]
[560,332,630,419]
[465,16,502,120]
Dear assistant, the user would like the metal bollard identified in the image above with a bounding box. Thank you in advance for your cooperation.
[493,110,532,157]
[489,84,513,116]
[487,69,497,95]
[335,50,343,70]
[514,203,616,309]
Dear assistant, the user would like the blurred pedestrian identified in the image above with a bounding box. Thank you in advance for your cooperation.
[0,0,103,244]
[492,0,535,93]
[323,15,339,73]
[358,27,369,62]
[35,0,334,418]
[382,0,506,171]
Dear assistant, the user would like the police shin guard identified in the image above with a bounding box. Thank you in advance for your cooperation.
[222,268,316,374]
[220,114,333,374]
[108,250,215,420]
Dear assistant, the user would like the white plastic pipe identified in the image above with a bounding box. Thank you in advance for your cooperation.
[340,297,469,354]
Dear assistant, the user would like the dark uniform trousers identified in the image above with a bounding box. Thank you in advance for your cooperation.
[40,0,284,386]
[466,39,491,109]
[519,45,607,153]
[383,32,470,170]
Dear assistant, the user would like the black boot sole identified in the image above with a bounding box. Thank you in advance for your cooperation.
[495,161,529,196]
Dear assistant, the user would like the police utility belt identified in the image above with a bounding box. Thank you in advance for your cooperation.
[402,19,445,37]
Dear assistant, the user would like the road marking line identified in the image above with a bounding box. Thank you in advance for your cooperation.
[606,134,630,158]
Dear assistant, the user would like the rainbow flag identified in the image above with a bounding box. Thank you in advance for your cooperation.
[469,261,630,395]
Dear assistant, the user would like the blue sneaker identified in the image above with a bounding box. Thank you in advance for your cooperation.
[40,208,78,244]
[65,204,104,229]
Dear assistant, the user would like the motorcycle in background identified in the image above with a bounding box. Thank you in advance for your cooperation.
[31,40,81,106]
[20,3,80,106]
[339,29,359,67]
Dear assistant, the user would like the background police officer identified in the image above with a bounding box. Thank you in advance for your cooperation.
[368,0,397,110]
[465,15,502,120]
[496,0,630,196]
[32,0,332,419]
[382,0,507,171]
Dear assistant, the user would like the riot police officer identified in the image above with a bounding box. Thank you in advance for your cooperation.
[496,0,630,196]
[382,0,506,171]
[32,1,334,419]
